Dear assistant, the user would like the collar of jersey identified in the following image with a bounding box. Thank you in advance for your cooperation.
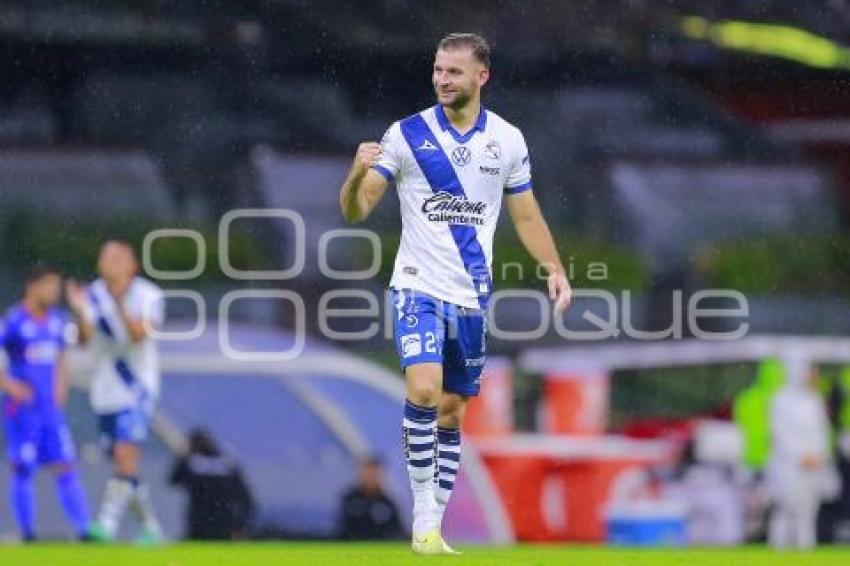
[434,104,487,144]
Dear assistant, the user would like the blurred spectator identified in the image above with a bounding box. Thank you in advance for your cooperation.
[663,439,744,545]
[336,456,406,541]
[733,358,785,541]
[734,359,785,474]
[169,429,255,540]
[767,365,840,549]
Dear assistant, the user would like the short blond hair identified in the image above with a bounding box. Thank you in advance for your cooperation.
[437,33,490,68]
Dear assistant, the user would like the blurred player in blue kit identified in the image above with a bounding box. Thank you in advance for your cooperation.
[0,267,90,541]
[66,240,165,544]
[340,33,571,553]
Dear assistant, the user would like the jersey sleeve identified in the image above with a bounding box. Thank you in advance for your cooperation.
[372,121,403,183]
[504,129,533,195]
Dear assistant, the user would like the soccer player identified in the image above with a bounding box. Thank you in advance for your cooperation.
[66,240,165,544]
[0,267,90,541]
[339,33,571,554]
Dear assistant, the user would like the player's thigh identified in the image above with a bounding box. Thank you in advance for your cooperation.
[393,289,445,364]
[393,288,446,403]
[442,307,487,398]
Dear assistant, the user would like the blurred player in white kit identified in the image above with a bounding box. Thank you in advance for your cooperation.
[66,240,165,544]
[767,362,840,549]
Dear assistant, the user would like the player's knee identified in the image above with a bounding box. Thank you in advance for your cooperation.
[113,442,140,475]
[438,405,465,428]
[438,394,468,427]
[406,368,441,405]
[407,380,440,405]
[438,412,462,429]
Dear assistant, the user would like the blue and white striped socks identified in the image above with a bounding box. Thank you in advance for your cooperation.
[435,427,461,520]
[403,399,438,534]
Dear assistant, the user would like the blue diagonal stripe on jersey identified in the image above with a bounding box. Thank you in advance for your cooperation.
[89,289,116,339]
[89,288,142,392]
[400,113,491,309]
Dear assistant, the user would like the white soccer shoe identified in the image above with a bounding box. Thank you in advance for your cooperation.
[440,536,461,555]
[411,528,443,555]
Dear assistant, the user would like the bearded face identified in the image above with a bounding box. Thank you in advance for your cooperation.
[432,47,488,111]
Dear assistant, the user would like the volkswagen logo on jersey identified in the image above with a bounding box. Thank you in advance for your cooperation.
[451,146,472,166]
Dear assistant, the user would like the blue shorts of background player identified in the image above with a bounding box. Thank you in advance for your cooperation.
[392,288,487,397]
[97,406,150,456]
[3,402,76,466]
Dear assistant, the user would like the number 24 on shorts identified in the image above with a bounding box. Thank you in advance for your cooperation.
[400,331,438,358]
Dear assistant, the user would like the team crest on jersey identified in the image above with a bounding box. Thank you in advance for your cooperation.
[451,146,472,166]
[404,314,419,327]
[484,140,501,160]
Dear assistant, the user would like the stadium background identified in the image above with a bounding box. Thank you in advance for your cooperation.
[1,0,850,560]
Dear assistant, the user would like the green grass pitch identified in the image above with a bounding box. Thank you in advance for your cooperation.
[3,542,849,566]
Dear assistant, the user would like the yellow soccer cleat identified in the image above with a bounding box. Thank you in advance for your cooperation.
[411,528,444,555]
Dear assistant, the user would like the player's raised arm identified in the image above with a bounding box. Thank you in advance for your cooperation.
[54,350,69,407]
[65,279,94,345]
[339,141,390,223]
[506,190,572,312]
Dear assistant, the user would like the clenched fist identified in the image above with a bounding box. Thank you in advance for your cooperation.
[353,142,382,177]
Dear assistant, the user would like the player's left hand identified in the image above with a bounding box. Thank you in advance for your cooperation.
[65,279,88,315]
[548,270,571,313]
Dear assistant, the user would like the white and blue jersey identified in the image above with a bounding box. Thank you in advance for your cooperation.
[377,105,531,394]
[1,305,76,465]
[374,104,532,310]
[82,277,164,415]
[80,277,163,450]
